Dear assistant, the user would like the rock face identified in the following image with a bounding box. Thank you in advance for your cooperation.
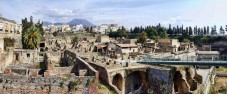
[173,67,202,94]
[0,75,95,93]
[148,67,175,94]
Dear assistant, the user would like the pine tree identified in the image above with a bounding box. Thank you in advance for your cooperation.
[167,24,173,35]
[173,27,177,35]
[225,25,227,33]
[197,28,201,35]
[211,25,217,35]
[194,26,198,35]
[189,26,193,35]
[184,27,189,36]
[207,26,210,35]
[203,26,207,35]
[220,26,225,35]
[200,28,204,36]
[176,25,180,35]
[180,25,184,35]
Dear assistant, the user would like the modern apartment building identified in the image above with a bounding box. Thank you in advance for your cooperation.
[0,17,22,34]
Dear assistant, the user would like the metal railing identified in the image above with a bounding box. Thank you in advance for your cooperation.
[139,55,227,65]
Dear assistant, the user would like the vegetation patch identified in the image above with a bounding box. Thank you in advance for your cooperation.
[86,78,94,87]
[59,81,64,88]
[97,83,117,94]
[68,80,79,92]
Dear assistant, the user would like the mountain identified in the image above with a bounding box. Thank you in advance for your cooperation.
[43,21,52,26]
[43,19,95,27]
[67,19,95,27]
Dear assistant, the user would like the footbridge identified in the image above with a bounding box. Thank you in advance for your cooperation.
[138,55,227,66]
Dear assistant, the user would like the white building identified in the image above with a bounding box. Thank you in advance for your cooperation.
[72,24,83,32]
[116,44,139,54]
[95,24,120,34]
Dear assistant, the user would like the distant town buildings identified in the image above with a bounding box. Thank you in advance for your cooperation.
[0,17,22,34]
[43,23,121,34]
[94,24,119,34]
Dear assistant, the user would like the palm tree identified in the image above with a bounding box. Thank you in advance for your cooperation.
[23,26,43,49]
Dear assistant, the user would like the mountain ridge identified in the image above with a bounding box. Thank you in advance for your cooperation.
[43,19,95,27]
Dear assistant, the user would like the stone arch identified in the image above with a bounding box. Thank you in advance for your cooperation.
[112,73,123,91]
[125,71,148,94]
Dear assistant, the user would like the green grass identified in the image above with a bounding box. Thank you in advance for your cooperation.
[97,83,117,94]
[216,67,227,72]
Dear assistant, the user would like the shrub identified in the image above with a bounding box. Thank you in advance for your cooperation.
[59,81,64,88]
[68,80,78,92]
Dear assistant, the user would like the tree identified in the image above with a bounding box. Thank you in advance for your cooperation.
[159,27,168,39]
[108,31,117,38]
[183,27,189,36]
[203,26,207,35]
[173,27,177,35]
[207,26,210,35]
[194,26,198,35]
[189,26,193,35]
[176,25,180,35]
[22,16,44,49]
[180,25,184,35]
[117,28,127,38]
[197,28,201,35]
[183,39,190,43]
[211,25,217,35]
[167,24,173,35]
[146,27,158,39]
[137,31,147,44]
[71,35,79,44]
[220,26,225,35]
[225,25,227,33]
[23,26,43,49]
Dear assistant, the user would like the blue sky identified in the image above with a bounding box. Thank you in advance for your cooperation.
[0,0,227,27]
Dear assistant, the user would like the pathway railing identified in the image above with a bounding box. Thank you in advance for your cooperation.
[138,55,227,65]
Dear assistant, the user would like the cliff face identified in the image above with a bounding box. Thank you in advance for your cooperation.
[147,67,176,94]
[147,66,205,94]
[173,67,202,94]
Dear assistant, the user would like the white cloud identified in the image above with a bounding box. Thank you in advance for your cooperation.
[34,9,75,18]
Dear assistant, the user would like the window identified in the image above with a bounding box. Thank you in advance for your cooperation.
[27,53,30,58]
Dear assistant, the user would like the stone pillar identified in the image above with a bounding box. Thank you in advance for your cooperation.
[122,77,125,94]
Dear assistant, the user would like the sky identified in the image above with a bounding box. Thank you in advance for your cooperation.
[0,0,227,28]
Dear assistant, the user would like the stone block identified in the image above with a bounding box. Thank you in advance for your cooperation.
[44,71,50,77]
[30,71,38,77]
[4,69,11,75]
[79,69,87,76]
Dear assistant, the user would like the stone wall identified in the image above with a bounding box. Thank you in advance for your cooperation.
[148,66,175,94]
[62,50,99,81]
[0,74,95,93]
[89,63,108,83]
[0,48,14,71]
[46,51,62,65]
